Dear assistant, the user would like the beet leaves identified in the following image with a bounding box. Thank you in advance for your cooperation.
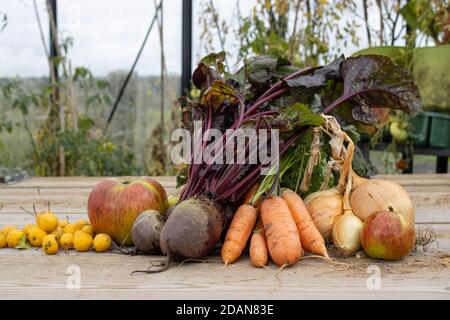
[178,53,421,222]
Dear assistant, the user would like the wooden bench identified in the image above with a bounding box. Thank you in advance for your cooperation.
[1,175,449,299]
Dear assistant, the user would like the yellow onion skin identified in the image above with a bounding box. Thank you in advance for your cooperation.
[350,179,415,223]
[332,211,363,256]
[304,189,343,241]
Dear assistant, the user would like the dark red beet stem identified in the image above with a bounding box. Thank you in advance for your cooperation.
[181,66,315,203]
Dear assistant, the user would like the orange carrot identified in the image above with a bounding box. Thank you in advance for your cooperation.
[260,195,303,267]
[221,204,258,264]
[242,183,261,206]
[250,218,268,267]
[282,189,329,258]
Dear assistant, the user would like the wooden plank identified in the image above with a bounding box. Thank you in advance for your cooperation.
[2,184,448,194]
[1,174,450,301]
[375,174,450,180]
[0,197,176,216]
[0,175,447,217]
[1,192,447,218]
[0,187,176,204]
[375,174,450,185]
[0,233,449,300]
[0,176,177,189]
[416,209,450,224]
[0,184,445,199]
[402,185,450,193]
[1,209,450,230]
[412,192,450,209]
[1,174,447,190]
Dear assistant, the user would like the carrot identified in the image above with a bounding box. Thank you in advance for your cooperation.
[260,195,303,267]
[249,218,268,267]
[242,183,261,206]
[281,189,329,258]
[221,204,258,265]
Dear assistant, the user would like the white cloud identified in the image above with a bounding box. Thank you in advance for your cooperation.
[0,0,183,77]
[0,0,385,78]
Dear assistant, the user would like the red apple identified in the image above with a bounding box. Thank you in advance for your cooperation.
[360,207,415,261]
[87,177,168,245]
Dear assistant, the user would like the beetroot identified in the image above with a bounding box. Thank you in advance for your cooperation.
[160,198,223,261]
[131,210,164,254]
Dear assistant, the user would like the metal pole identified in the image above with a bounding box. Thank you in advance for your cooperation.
[181,0,192,96]
[160,1,165,155]
[105,2,162,130]
[49,0,58,82]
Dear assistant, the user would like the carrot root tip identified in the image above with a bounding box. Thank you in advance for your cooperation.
[210,262,228,273]
[275,264,289,277]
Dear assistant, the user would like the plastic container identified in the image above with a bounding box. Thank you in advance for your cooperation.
[429,112,450,148]
[409,112,430,147]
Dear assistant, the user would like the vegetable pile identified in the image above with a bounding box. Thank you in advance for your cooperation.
[161,52,421,269]
[2,52,422,271]
[40,51,419,271]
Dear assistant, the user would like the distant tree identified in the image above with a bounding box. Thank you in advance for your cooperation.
[0,1,138,177]
[199,0,360,67]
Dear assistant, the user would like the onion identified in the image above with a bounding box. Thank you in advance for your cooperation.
[304,123,355,242]
[304,189,343,241]
[350,174,415,223]
[331,169,363,256]
[332,210,363,256]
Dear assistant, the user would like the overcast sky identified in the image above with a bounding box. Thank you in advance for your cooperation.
[0,0,379,77]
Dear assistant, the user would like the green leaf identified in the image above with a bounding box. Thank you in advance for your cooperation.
[281,103,325,127]
[246,56,279,85]
[400,1,420,31]
[86,94,101,106]
[79,115,94,131]
[19,100,28,115]
[286,56,343,89]
[102,94,112,106]
[240,20,251,34]
[400,0,441,39]
[201,51,226,67]
[225,67,246,88]
[0,120,13,133]
[96,80,110,89]
[6,120,13,133]
[342,124,361,143]
[73,67,92,81]
[277,56,291,68]
[286,74,326,88]
[352,145,370,177]
[245,55,294,86]
[15,234,31,250]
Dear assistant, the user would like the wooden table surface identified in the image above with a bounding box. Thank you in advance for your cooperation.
[1,175,450,300]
